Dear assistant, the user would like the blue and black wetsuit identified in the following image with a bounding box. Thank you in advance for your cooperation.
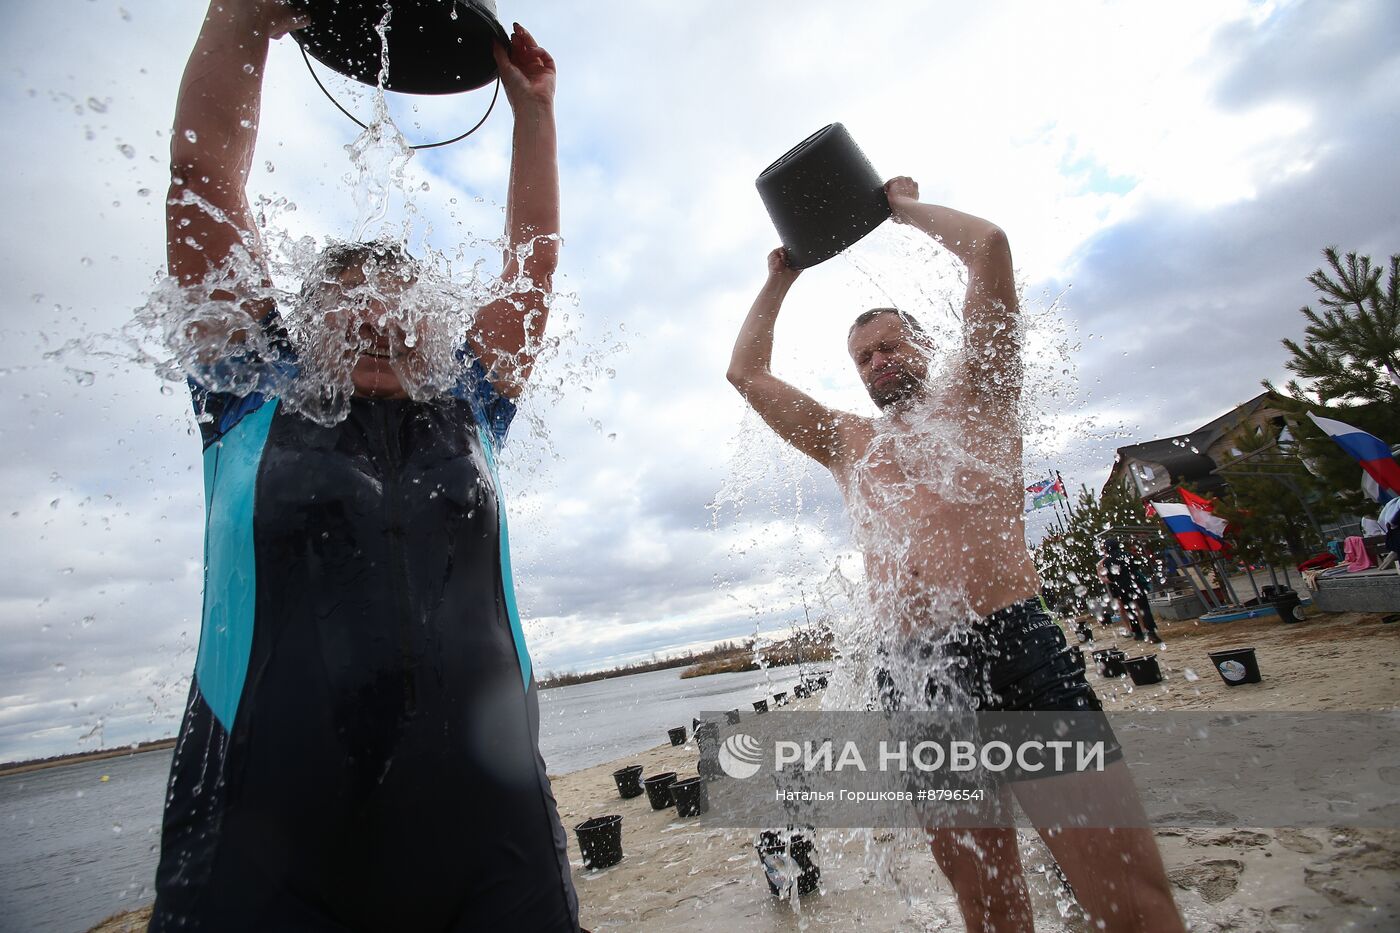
[151,327,579,931]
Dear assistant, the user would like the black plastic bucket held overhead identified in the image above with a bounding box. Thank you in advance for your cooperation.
[289,0,509,149]
[755,123,892,270]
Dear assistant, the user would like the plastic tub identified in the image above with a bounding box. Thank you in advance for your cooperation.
[671,777,710,818]
[668,726,687,746]
[575,815,623,870]
[753,699,769,714]
[643,772,678,811]
[1209,647,1262,686]
[611,764,644,800]
[1124,655,1162,686]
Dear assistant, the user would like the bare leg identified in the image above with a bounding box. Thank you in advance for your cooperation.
[1012,762,1184,933]
[924,788,1035,932]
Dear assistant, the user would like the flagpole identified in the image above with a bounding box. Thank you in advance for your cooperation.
[1057,471,1075,518]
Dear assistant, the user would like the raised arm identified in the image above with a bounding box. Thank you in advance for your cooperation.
[167,0,307,309]
[884,178,1020,412]
[727,248,854,469]
[469,24,559,399]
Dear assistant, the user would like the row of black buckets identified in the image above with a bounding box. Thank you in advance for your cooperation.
[1090,646,1263,687]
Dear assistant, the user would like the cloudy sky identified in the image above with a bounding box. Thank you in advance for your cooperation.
[1,0,1397,761]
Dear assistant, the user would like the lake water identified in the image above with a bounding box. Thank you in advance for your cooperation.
[0,665,812,933]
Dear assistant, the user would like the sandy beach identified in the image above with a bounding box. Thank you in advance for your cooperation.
[92,608,1400,932]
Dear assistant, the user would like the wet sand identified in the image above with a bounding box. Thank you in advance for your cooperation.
[92,610,1400,932]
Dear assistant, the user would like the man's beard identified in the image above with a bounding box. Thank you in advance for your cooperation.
[869,370,922,409]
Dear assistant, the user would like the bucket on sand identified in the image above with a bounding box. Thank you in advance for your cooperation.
[667,726,687,746]
[611,764,644,799]
[643,772,678,811]
[1124,655,1163,686]
[726,709,742,725]
[753,699,769,714]
[671,777,710,818]
[574,815,623,870]
[1092,648,1126,678]
[794,683,810,699]
[1209,647,1262,686]
[756,124,891,270]
[774,692,788,706]
[756,829,822,897]
[1271,589,1305,623]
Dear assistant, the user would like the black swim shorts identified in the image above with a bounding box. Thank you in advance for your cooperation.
[876,598,1123,782]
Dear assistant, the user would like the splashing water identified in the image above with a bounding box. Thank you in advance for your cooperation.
[712,221,1089,909]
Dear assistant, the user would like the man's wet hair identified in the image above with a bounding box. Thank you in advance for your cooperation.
[301,238,417,298]
[848,307,929,342]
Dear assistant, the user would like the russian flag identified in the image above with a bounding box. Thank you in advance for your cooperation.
[1154,492,1228,552]
[1308,412,1400,496]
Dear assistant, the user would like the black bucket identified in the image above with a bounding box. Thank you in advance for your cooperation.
[695,721,723,781]
[1124,655,1162,686]
[794,683,810,699]
[611,764,644,800]
[289,0,508,94]
[671,777,710,818]
[816,675,828,689]
[1271,589,1305,623]
[756,123,891,270]
[756,830,821,897]
[668,726,687,746]
[1092,648,1126,678]
[643,771,678,811]
[1209,647,1262,686]
[1075,622,1093,643]
[574,815,623,870]
[753,699,769,714]
[774,691,788,707]
[726,709,742,725]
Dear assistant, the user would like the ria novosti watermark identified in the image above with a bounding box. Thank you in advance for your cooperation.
[696,711,1400,829]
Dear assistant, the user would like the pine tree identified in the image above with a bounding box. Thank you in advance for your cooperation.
[1279,248,1400,407]
[1264,248,1400,515]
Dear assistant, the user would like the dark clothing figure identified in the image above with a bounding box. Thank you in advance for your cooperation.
[1099,541,1161,642]
[151,357,579,932]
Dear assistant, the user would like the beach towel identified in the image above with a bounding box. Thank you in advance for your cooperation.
[1343,535,1374,572]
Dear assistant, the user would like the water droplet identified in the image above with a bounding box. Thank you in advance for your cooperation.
[137,188,151,197]
[112,823,123,835]
[183,129,198,143]
[264,160,275,173]
[242,63,255,75]
[50,499,61,510]
[116,143,135,159]
[81,615,95,628]
[1183,668,1199,682]
[159,384,174,396]
[72,370,96,387]
[54,662,67,672]
[80,257,93,267]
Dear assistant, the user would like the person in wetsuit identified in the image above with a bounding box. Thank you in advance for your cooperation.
[727,178,1183,932]
[151,3,578,930]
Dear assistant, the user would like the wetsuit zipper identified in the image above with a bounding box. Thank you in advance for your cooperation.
[376,402,418,716]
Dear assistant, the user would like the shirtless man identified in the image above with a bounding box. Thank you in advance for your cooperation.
[727,177,1182,932]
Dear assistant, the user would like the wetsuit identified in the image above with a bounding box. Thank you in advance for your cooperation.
[151,329,579,932]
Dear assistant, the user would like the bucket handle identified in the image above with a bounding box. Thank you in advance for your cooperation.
[299,44,499,151]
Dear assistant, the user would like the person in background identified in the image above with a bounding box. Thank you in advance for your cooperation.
[1098,538,1163,642]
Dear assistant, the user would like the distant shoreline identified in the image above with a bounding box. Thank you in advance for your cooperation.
[0,738,177,778]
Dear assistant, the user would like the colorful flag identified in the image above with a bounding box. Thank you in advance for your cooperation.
[1307,412,1400,497]
[1025,475,1067,512]
[1154,488,1228,551]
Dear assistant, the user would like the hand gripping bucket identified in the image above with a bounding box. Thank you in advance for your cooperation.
[756,123,891,270]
